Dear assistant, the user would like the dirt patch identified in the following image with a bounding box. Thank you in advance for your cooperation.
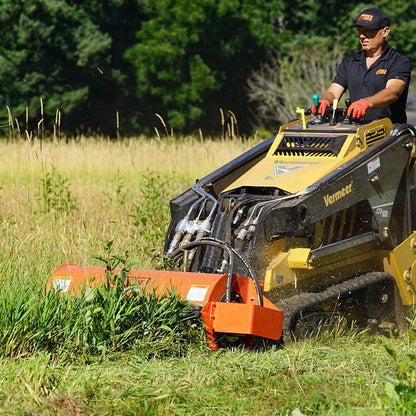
[49,394,85,416]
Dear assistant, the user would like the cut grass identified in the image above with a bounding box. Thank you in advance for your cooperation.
[0,333,409,415]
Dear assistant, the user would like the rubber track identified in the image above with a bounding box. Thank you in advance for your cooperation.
[275,272,394,340]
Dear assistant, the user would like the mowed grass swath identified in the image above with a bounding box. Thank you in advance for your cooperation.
[0,135,414,415]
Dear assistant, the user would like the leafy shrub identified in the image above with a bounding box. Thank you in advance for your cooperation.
[380,325,416,415]
[129,172,172,252]
[246,45,344,129]
[35,166,77,213]
[104,173,127,210]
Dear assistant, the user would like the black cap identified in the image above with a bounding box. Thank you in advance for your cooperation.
[350,8,390,29]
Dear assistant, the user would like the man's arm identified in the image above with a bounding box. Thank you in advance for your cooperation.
[364,79,407,108]
[347,79,407,119]
[312,82,345,116]
[321,83,345,104]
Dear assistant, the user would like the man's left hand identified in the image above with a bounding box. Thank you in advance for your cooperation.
[347,99,370,119]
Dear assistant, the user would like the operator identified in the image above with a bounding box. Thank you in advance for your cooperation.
[312,7,411,124]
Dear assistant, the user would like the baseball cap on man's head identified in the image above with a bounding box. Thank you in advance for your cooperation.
[350,8,390,29]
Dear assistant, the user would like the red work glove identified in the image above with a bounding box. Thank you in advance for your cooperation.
[311,99,330,116]
[347,99,370,119]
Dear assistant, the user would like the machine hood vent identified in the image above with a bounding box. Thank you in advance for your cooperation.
[274,134,347,157]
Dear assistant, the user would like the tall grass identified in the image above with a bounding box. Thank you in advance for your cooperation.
[0,277,203,362]
[0,135,254,359]
[0,135,258,278]
[0,135,414,414]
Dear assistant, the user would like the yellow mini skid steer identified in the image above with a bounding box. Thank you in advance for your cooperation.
[49,103,416,347]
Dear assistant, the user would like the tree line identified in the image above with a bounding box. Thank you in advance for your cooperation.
[0,0,415,137]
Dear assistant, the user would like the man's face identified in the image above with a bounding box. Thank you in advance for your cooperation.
[356,26,390,52]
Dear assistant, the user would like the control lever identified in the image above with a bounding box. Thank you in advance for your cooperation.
[312,94,320,120]
[312,94,319,110]
[296,107,306,129]
[344,98,352,123]
[305,94,319,115]
[329,98,338,126]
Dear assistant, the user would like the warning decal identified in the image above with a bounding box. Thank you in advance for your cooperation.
[186,285,209,302]
[52,278,71,293]
[367,157,380,174]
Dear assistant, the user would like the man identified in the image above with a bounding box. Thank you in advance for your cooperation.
[313,7,411,123]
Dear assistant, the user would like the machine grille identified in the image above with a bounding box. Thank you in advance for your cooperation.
[365,126,387,146]
[274,134,347,157]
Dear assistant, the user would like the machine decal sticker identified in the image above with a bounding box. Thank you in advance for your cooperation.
[367,157,380,174]
[273,164,306,176]
[373,202,393,218]
[124,277,151,293]
[126,276,151,287]
[186,285,209,302]
[323,181,353,207]
[376,208,389,218]
[52,278,71,293]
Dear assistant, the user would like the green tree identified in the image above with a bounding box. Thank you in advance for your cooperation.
[72,0,145,134]
[246,1,416,129]
[124,0,285,133]
[1,0,413,136]
[0,0,141,135]
[281,1,416,61]
[367,1,416,63]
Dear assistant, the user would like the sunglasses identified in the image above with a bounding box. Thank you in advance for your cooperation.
[356,28,384,37]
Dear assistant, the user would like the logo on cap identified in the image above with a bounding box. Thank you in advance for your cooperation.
[359,14,374,22]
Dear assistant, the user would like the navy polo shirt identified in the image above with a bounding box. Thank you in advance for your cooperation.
[332,44,411,123]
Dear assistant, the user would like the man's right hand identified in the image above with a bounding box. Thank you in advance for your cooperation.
[311,99,330,116]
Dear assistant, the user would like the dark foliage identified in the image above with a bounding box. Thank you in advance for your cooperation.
[0,0,414,136]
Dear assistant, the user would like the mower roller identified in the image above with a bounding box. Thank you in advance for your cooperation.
[49,99,416,348]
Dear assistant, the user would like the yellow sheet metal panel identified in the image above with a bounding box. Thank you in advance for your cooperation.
[381,232,416,306]
[287,248,311,269]
[357,118,392,149]
[222,118,392,195]
[264,251,293,291]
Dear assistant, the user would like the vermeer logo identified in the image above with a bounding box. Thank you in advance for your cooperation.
[323,181,353,207]
[376,69,387,75]
[359,14,373,21]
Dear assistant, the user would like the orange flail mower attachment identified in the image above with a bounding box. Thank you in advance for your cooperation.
[47,264,283,350]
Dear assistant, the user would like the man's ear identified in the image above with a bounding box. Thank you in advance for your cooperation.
[382,27,390,38]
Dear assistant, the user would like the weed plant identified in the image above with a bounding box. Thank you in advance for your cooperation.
[129,172,172,259]
[380,323,416,415]
[35,165,77,213]
[0,271,204,362]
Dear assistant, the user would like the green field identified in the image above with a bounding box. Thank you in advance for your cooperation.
[0,136,414,415]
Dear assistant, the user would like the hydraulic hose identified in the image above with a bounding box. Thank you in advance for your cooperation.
[170,239,235,303]
[170,237,263,306]
[202,237,263,307]
[166,197,204,257]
